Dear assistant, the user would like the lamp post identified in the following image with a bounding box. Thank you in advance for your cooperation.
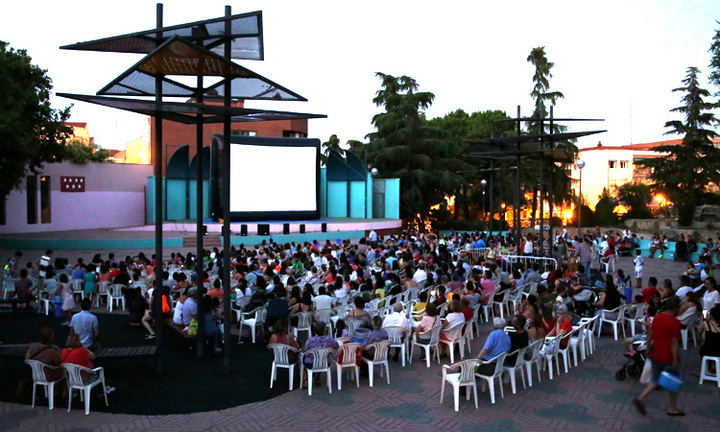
[576,159,585,232]
[480,179,487,227]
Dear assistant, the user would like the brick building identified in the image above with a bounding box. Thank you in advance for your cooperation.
[148,100,309,174]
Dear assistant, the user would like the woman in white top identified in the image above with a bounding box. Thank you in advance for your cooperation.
[703,278,720,312]
[440,300,465,351]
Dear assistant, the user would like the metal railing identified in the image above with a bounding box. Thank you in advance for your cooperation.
[499,254,558,272]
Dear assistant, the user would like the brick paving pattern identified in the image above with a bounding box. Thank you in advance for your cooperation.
[2,256,719,431]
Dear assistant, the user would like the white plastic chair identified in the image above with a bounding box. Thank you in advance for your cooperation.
[96,281,110,308]
[411,305,426,326]
[503,346,528,394]
[1,278,17,299]
[602,254,617,274]
[556,329,578,374]
[239,307,267,344]
[384,326,409,367]
[62,363,108,415]
[410,323,442,367]
[345,318,363,336]
[439,322,466,364]
[524,339,544,387]
[680,313,699,350]
[440,359,480,411]
[313,308,333,334]
[579,316,599,356]
[461,320,473,355]
[475,352,507,404]
[334,342,361,390]
[362,340,390,387]
[108,284,125,312]
[481,296,495,323]
[300,347,334,395]
[699,356,720,388]
[569,323,587,366]
[291,312,313,340]
[597,304,626,340]
[71,279,85,301]
[626,304,646,337]
[542,335,563,380]
[495,290,512,320]
[25,360,65,410]
[268,343,301,391]
[470,304,482,337]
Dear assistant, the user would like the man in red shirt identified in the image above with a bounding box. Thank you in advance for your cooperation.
[635,295,684,416]
[640,277,659,303]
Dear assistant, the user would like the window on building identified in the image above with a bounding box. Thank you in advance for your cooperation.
[620,161,628,169]
[608,160,616,169]
[283,131,306,138]
[27,175,37,224]
[40,176,51,224]
[231,130,256,136]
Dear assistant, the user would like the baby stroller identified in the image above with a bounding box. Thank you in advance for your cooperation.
[615,340,646,381]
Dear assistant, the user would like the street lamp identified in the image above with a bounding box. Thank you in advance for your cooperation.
[480,179,487,225]
[576,159,585,232]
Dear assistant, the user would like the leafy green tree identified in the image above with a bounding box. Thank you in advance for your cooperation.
[366,73,466,218]
[636,67,720,226]
[0,41,71,198]
[320,134,344,165]
[616,183,653,220]
[709,20,720,98]
[592,188,618,226]
[63,140,111,164]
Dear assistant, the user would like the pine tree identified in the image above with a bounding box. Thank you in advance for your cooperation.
[636,67,720,226]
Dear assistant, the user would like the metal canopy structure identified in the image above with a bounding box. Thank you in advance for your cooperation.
[60,10,264,60]
[96,37,306,101]
[464,106,605,249]
[59,4,324,370]
[58,93,325,124]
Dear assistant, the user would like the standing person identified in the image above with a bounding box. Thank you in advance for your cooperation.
[83,264,97,307]
[70,298,100,349]
[57,274,76,324]
[634,250,645,289]
[634,296,684,417]
[575,238,593,280]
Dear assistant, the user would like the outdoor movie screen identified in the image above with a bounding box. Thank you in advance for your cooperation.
[211,135,320,221]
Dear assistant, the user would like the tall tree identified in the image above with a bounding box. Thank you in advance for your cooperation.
[0,41,71,198]
[366,73,465,218]
[709,20,720,99]
[320,134,343,165]
[616,183,653,220]
[527,47,564,135]
[636,67,720,226]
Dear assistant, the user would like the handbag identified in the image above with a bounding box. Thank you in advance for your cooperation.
[639,359,653,384]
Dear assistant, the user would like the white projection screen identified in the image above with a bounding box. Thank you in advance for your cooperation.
[211,135,320,221]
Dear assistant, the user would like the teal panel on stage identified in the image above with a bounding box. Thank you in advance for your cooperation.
[145,177,167,224]
[227,230,367,247]
[320,168,327,217]
[384,178,400,219]
[166,180,187,220]
[366,173,373,220]
[349,181,366,218]
[188,180,211,219]
[327,181,347,218]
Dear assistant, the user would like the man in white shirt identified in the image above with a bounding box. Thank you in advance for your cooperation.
[413,264,427,285]
[313,286,335,310]
[70,298,99,348]
[382,302,411,333]
[675,275,696,300]
[369,229,378,242]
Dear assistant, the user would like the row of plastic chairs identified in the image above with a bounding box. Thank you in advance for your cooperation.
[268,339,393,395]
[25,360,109,415]
[440,315,601,411]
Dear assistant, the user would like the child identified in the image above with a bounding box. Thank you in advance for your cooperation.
[633,250,644,289]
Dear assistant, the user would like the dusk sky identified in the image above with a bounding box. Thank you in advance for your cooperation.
[3,0,720,150]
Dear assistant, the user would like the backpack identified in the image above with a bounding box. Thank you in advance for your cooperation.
[162,294,171,314]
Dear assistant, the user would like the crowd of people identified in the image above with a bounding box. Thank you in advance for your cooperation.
[4,226,720,414]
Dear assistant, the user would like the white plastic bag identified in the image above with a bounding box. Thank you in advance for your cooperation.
[639,359,653,384]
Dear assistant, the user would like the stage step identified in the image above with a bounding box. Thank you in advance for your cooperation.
[183,235,222,248]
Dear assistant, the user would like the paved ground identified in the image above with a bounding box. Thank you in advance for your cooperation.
[2,256,719,431]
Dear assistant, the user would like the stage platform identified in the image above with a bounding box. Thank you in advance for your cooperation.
[0,218,401,251]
